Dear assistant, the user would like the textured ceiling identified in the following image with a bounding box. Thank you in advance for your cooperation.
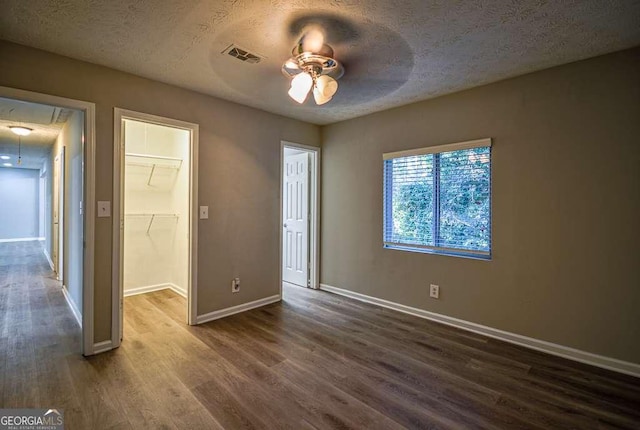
[0,97,71,169]
[1,1,639,125]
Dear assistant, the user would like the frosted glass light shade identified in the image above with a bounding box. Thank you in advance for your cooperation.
[288,72,313,104]
[313,75,338,105]
[312,87,331,105]
[9,126,32,136]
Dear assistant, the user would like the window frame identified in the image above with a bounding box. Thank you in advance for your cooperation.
[383,138,492,260]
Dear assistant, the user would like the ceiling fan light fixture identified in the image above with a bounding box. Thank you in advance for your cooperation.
[313,75,338,105]
[315,75,338,98]
[288,72,313,104]
[9,126,33,136]
[282,31,344,106]
[312,88,332,105]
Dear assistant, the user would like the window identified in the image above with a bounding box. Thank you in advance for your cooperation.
[383,138,492,258]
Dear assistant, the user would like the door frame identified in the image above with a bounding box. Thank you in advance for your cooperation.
[54,147,65,282]
[280,141,320,295]
[0,85,97,357]
[112,108,199,348]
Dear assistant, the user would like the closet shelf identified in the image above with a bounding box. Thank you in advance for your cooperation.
[125,213,179,234]
[125,153,183,185]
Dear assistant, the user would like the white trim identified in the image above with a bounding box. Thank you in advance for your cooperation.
[383,138,492,160]
[93,340,114,354]
[123,283,187,298]
[123,283,172,297]
[112,108,199,350]
[170,283,188,298]
[384,243,491,260]
[0,237,43,243]
[280,141,321,294]
[0,86,96,357]
[196,295,281,324]
[62,285,82,327]
[319,283,640,378]
[43,248,54,271]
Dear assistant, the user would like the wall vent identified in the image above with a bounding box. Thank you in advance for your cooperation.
[222,44,264,64]
[51,107,74,124]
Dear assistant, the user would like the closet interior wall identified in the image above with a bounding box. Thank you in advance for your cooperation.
[123,119,189,297]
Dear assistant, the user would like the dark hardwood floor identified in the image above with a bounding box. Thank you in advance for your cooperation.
[1,241,639,429]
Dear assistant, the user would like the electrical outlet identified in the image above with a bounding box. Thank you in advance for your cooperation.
[231,277,240,293]
[429,284,440,299]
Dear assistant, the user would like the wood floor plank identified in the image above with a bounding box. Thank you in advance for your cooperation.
[1,241,639,429]
[283,288,640,428]
[282,290,639,429]
[238,310,541,430]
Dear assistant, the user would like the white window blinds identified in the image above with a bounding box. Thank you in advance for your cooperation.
[383,139,492,258]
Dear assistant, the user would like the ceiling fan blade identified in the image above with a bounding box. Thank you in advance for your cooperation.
[300,27,325,53]
[288,12,360,46]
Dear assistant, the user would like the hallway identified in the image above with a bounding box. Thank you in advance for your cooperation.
[0,240,80,408]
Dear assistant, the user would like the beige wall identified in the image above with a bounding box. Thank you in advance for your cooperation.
[321,48,640,363]
[0,41,321,342]
[2,39,638,364]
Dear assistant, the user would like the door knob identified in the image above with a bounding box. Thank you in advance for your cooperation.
[283,223,288,228]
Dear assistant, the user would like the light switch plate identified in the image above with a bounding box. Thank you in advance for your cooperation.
[199,206,209,219]
[97,201,111,218]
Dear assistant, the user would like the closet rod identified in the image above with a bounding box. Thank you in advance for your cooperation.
[125,213,179,217]
[147,164,156,185]
[125,152,183,161]
[124,213,179,234]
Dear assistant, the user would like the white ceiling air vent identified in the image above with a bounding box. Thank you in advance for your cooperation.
[222,44,264,64]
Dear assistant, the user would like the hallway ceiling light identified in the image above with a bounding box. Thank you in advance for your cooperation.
[9,126,33,136]
[0,155,10,160]
[2,163,12,167]
[282,29,343,106]
[8,126,30,165]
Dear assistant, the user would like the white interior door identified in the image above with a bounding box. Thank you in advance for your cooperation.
[283,152,309,287]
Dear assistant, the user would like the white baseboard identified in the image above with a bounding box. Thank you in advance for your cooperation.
[319,283,640,378]
[168,283,187,298]
[124,283,185,298]
[43,248,54,271]
[93,340,114,354]
[61,285,82,327]
[0,237,43,243]
[196,294,281,324]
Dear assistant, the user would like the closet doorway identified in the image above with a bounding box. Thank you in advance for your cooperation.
[112,109,198,347]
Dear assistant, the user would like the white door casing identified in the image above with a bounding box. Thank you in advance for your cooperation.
[0,85,97,357]
[53,148,65,281]
[52,154,59,273]
[112,108,199,351]
[282,152,309,287]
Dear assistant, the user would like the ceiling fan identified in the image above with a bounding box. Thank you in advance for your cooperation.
[281,28,344,105]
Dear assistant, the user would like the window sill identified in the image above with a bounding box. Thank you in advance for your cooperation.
[383,244,491,261]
